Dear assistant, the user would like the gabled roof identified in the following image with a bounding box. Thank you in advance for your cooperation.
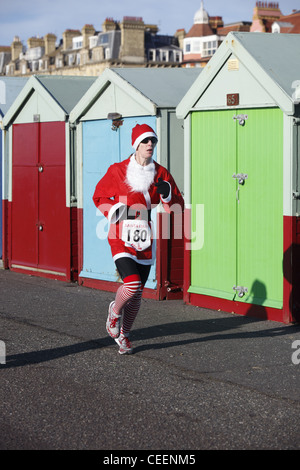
[176,31,300,119]
[3,74,96,126]
[70,67,201,122]
[0,77,28,118]
[35,75,96,113]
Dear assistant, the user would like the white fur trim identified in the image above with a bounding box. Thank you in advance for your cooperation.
[126,155,156,193]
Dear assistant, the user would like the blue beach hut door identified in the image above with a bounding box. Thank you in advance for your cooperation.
[81,116,157,290]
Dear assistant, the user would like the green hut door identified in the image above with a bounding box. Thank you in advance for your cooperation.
[190,108,283,309]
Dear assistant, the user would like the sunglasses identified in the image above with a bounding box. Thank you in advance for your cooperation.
[141,137,157,144]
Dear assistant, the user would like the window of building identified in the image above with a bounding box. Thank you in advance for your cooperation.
[6,64,14,75]
[193,40,201,52]
[148,49,156,61]
[32,60,38,72]
[73,37,83,49]
[202,40,217,57]
[174,51,182,62]
[99,34,109,45]
[26,47,44,61]
[89,36,98,48]
[160,50,168,61]
[185,42,191,53]
[56,57,63,68]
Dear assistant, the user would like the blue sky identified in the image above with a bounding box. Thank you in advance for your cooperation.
[0,0,298,46]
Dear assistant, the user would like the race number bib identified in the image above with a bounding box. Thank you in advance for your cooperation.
[121,219,151,252]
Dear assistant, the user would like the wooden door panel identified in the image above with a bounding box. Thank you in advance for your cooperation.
[11,122,69,276]
[82,116,157,290]
[11,124,38,267]
[38,122,68,274]
[236,108,283,308]
[11,167,38,266]
[189,110,237,300]
[38,166,68,272]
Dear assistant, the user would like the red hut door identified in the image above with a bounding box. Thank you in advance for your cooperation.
[11,122,70,279]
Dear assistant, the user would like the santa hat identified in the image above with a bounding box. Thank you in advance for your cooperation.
[131,124,157,150]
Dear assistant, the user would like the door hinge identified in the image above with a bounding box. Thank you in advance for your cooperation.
[233,285,248,298]
[292,191,300,200]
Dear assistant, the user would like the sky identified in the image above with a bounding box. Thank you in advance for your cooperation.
[0,0,299,46]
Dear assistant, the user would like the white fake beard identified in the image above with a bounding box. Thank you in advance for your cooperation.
[126,155,156,193]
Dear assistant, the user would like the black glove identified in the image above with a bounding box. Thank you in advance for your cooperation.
[155,178,170,199]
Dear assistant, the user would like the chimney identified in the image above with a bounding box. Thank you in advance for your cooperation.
[120,17,145,63]
[81,24,95,48]
[11,36,23,61]
[175,29,185,50]
[62,29,81,50]
[27,36,45,49]
[44,33,57,55]
[102,18,119,32]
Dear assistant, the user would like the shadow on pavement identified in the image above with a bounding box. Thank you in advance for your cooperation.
[2,314,300,368]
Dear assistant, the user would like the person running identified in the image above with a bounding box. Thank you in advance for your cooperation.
[93,123,184,354]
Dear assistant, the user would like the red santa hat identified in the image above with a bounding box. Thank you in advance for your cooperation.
[131,124,158,150]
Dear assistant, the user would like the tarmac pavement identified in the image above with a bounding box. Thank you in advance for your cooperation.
[0,269,300,452]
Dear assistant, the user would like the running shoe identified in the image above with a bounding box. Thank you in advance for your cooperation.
[115,334,133,355]
[106,301,121,339]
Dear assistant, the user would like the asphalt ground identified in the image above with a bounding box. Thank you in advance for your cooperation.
[0,269,299,456]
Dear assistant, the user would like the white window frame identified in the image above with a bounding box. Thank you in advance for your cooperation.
[73,37,83,50]
[202,39,217,57]
[185,41,191,53]
[148,49,156,61]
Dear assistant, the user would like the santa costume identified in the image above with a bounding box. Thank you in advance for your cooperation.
[93,124,184,354]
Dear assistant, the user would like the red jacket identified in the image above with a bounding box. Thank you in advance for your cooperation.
[93,155,184,264]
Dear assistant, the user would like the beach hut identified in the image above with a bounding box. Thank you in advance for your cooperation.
[0,77,28,264]
[176,32,300,324]
[2,75,95,281]
[69,67,201,299]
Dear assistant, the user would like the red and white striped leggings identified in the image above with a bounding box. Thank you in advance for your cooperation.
[112,258,151,336]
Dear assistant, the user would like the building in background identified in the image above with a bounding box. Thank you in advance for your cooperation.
[251,2,283,32]
[2,17,182,77]
[250,2,300,33]
[1,3,300,76]
[271,9,300,33]
[182,1,251,67]
[0,46,11,74]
